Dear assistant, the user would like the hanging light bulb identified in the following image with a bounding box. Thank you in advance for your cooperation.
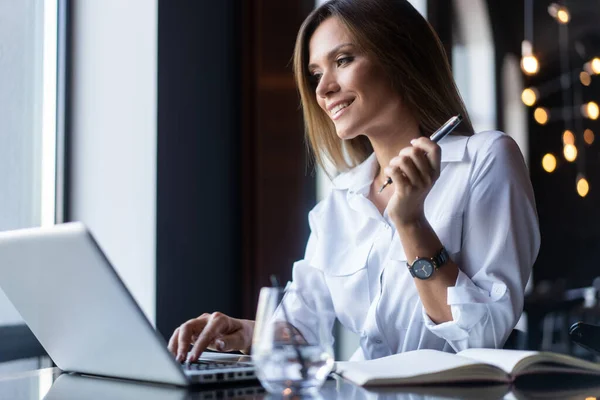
[592,58,600,74]
[548,3,570,24]
[521,40,540,75]
[584,58,600,75]
[582,101,600,120]
[580,71,592,86]
[542,153,557,173]
[584,128,595,145]
[534,107,549,124]
[577,175,590,197]
[521,88,539,106]
[562,130,575,145]
[563,143,577,162]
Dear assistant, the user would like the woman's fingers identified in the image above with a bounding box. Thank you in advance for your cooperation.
[188,312,232,362]
[407,147,434,186]
[384,163,411,191]
[167,327,180,356]
[169,313,253,363]
[175,316,209,362]
[411,137,441,179]
[385,151,425,189]
[385,141,440,190]
[212,330,247,353]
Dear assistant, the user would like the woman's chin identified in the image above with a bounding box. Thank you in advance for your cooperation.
[335,129,359,141]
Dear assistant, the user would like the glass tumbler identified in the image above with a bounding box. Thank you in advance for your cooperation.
[251,286,335,396]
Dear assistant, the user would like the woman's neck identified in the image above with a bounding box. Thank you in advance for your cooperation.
[368,115,421,184]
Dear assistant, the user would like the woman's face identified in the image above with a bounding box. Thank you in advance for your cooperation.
[308,17,404,140]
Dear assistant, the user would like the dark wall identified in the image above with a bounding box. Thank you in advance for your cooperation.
[239,0,316,319]
[156,0,242,338]
[155,0,316,338]
[427,0,453,63]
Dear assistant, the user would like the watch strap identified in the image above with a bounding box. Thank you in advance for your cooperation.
[433,247,449,269]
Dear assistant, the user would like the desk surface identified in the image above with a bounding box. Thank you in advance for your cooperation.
[3,367,600,399]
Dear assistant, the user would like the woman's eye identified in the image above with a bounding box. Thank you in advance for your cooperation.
[336,56,354,67]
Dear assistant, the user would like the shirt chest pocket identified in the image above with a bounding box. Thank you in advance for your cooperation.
[311,239,372,333]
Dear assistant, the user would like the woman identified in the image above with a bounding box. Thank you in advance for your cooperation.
[168,0,540,363]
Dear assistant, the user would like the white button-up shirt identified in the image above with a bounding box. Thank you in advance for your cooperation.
[284,131,541,360]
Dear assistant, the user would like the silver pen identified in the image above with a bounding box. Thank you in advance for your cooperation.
[378,114,463,194]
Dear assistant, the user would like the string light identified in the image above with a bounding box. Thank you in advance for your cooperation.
[562,130,575,145]
[557,9,569,23]
[584,128,595,145]
[593,58,600,74]
[584,58,600,75]
[531,3,594,200]
[582,101,600,120]
[521,40,540,75]
[521,88,538,106]
[580,71,592,86]
[542,153,557,173]
[563,143,577,162]
[577,176,590,197]
[548,3,570,24]
[534,107,549,124]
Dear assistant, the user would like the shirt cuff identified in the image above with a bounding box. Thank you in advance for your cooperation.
[423,270,507,342]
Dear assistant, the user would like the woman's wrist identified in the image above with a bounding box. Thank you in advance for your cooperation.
[241,319,255,354]
[393,215,443,263]
[392,213,428,233]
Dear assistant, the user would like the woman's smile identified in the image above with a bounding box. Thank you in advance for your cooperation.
[328,99,355,120]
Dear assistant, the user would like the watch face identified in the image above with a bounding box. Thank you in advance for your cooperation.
[412,259,434,279]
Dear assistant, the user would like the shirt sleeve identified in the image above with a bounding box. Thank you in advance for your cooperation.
[423,134,541,352]
[278,211,337,347]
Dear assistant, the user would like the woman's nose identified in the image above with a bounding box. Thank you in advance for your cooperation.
[316,71,340,98]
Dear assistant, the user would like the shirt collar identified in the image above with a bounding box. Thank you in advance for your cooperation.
[332,134,469,192]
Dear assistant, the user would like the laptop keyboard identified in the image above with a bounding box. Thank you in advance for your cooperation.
[181,359,256,384]
[182,360,252,371]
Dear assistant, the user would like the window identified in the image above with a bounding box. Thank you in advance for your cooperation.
[0,0,58,375]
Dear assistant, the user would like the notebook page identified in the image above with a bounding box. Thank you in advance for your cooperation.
[457,348,538,374]
[334,349,490,385]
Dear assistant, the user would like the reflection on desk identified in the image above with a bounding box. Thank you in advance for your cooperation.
[44,373,265,400]
[3,367,600,399]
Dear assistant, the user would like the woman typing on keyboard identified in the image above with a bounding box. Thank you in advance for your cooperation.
[168,0,540,363]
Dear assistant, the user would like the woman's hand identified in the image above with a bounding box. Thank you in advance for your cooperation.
[167,312,255,363]
[384,137,441,227]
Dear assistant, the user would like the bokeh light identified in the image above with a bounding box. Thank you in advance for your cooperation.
[562,130,575,145]
[580,71,592,86]
[563,144,577,162]
[542,153,557,173]
[534,107,549,124]
[577,177,590,197]
[521,56,540,75]
[521,88,538,106]
[584,129,595,145]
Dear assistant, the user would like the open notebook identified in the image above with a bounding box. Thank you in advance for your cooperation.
[334,348,600,386]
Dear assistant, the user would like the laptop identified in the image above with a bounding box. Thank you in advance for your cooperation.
[0,222,256,386]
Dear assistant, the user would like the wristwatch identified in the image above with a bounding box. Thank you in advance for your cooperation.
[407,247,450,280]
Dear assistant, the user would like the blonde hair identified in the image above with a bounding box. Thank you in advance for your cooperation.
[293,0,474,175]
